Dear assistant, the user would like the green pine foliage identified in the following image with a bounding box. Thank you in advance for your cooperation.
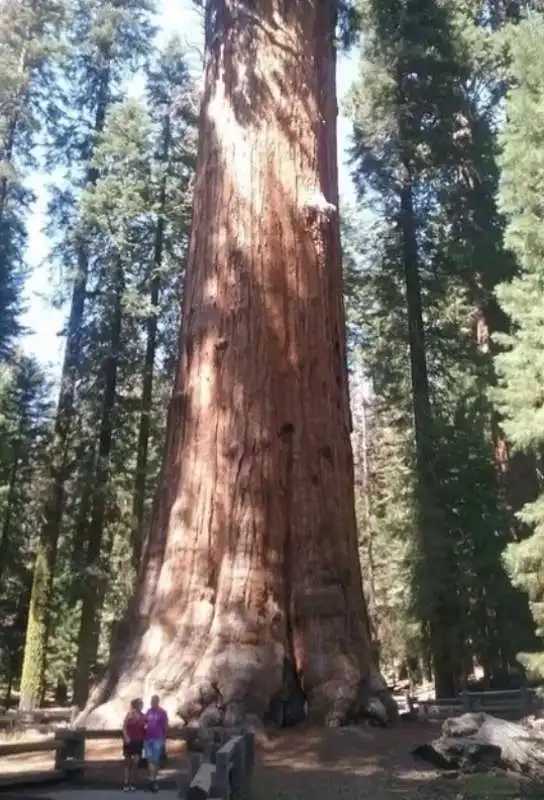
[39,38,197,702]
[0,354,53,704]
[345,0,533,692]
[494,12,544,678]
[0,0,67,359]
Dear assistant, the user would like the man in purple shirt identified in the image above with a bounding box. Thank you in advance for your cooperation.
[145,694,168,792]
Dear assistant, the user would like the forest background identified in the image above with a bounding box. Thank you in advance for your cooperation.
[2,0,544,710]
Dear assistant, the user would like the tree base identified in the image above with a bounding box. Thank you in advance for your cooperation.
[77,618,397,731]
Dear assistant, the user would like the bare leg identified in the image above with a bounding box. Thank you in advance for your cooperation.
[129,756,138,788]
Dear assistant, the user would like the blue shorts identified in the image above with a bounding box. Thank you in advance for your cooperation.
[145,738,164,763]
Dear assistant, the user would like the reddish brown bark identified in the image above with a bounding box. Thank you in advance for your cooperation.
[83,0,390,728]
[473,307,539,519]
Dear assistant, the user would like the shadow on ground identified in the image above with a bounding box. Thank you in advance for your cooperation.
[250,721,539,800]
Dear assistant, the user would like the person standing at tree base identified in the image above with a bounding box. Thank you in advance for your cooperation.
[122,698,145,791]
[145,694,168,793]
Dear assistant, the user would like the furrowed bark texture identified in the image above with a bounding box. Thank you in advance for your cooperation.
[83,0,388,728]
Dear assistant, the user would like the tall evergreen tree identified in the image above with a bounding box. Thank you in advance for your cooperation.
[347,0,532,693]
[0,0,66,359]
[0,354,53,704]
[494,12,544,677]
[69,40,197,706]
[19,0,155,710]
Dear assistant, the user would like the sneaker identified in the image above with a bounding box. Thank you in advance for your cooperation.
[129,787,136,792]
[123,785,129,792]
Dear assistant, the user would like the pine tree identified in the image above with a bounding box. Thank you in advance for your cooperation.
[68,41,197,706]
[347,0,531,693]
[494,12,544,677]
[0,354,53,704]
[19,0,155,711]
[0,0,66,359]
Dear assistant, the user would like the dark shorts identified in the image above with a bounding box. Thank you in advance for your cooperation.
[123,739,144,759]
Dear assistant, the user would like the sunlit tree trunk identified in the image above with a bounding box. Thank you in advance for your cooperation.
[83,0,393,728]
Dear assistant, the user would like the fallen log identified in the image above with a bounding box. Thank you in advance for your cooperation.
[414,712,544,777]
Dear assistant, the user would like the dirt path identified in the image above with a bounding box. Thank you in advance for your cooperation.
[0,721,515,800]
[252,722,456,800]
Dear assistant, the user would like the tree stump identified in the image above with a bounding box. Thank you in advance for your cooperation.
[414,712,544,777]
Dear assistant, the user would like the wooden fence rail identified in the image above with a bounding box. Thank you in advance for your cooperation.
[0,725,246,790]
[187,732,255,800]
[417,687,543,720]
[0,708,74,731]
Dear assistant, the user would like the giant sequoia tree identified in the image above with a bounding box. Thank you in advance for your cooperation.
[83,0,392,727]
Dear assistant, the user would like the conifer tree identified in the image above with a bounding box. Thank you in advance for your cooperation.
[69,41,197,706]
[0,354,53,704]
[131,38,197,570]
[19,0,155,710]
[494,12,544,677]
[347,0,532,693]
[0,0,66,359]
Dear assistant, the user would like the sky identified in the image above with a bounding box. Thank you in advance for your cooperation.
[20,0,359,379]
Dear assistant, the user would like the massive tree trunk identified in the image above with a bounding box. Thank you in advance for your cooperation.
[81,0,392,728]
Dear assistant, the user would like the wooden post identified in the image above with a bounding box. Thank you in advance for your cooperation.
[243,730,255,778]
[54,730,67,771]
[215,750,230,800]
[54,729,85,777]
[74,730,85,764]
[231,737,246,794]
[190,753,203,779]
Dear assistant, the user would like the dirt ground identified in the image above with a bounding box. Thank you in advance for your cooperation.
[0,721,533,799]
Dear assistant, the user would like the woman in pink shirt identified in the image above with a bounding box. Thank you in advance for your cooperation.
[122,698,146,791]
[145,694,168,793]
